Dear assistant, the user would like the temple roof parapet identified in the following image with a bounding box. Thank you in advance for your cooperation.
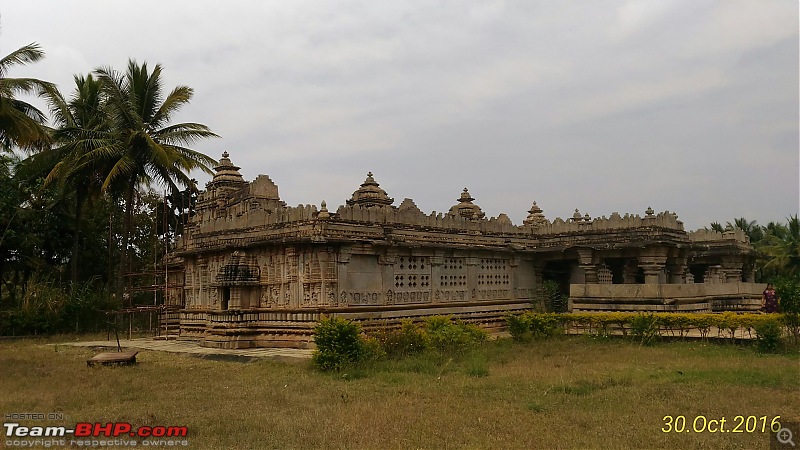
[688,228,750,244]
[530,209,684,235]
[188,198,685,242]
[181,160,703,253]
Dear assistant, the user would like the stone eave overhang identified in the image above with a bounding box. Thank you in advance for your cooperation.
[176,220,690,257]
[687,241,757,258]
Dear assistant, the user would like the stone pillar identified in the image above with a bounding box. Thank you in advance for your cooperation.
[198,256,208,307]
[742,262,755,283]
[285,247,299,308]
[532,260,546,286]
[623,259,638,284]
[705,265,722,284]
[466,255,480,301]
[667,257,688,284]
[639,265,662,284]
[509,254,519,300]
[638,247,668,285]
[336,247,351,306]
[318,248,333,306]
[576,248,598,284]
[719,256,745,283]
[378,249,397,306]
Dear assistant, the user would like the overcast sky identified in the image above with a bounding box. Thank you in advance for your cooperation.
[3,1,798,230]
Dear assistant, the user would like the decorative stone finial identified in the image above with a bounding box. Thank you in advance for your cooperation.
[523,201,547,226]
[645,206,654,216]
[572,209,582,222]
[208,151,246,187]
[584,213,591,222]
[347,172,394,207]
[448,187,485,220]
[318,200,330,220]
[459,188,475,203]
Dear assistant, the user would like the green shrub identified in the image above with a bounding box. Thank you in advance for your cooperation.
[508,311,794,346]
[359,336,387,363]
[629,314,659,346]
[527,312,563,338]
[538,280,567,313]
[754,318,783,353]
[422,316,487,355]
[312,316,364,372]
[0,278,119,336]
[506,314,530,341]
[374,319,427,357]
[774,274,800,344]
[506,312,563,341]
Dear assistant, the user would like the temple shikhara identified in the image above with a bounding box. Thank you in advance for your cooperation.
[164,152,761,348]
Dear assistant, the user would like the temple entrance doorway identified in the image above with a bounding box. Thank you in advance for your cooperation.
[221,287,230,310]
[542,260,572,297]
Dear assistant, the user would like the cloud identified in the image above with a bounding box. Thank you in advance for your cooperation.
[2,0,797,230]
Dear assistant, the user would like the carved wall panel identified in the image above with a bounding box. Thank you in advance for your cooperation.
[297,249,338,308]
[476,258,510,300]
[383,255,431,305]
[394,256,431,290]
[259,250,291,308]
[437,257,466,288]
[431,257,468,303]
[477,258,509,287]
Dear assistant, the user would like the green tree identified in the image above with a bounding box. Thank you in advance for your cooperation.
[91,60,218,293]
[0,41,57,294]
[0,42,54,152]
[25,74,110,283]
[0,154,74,302]
[764,221,788,241]
[762,215,800,276]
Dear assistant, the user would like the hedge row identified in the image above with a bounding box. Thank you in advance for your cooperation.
[312,316,488,372]
[506,311,795,342]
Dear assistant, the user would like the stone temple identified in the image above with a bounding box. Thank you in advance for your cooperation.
[165,152,761,348]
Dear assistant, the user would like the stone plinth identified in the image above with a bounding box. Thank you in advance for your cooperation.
[569,282,766,313]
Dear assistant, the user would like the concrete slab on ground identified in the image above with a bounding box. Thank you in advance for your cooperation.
[59,338,313,360]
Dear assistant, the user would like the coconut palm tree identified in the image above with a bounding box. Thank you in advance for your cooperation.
[764,221,788,240]
[25,74,110,283]
[727,217,764,243]
[762,215,800,275]
[91,60,218,293]
[0,42,55,152]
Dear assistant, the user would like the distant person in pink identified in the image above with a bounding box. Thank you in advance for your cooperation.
[761,284,779,313]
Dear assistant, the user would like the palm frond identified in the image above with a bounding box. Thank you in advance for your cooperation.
[0,43,45,77]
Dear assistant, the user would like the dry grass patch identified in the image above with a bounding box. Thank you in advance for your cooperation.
[0,335,797,449]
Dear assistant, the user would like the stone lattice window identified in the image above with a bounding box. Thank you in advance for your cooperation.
[395,256,431,291]
[440,274,467,287]
[597,265,613,284]
[437,257,465,288]
[478,258,510,286]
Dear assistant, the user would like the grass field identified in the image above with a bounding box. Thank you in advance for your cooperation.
[1,335,798,449]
